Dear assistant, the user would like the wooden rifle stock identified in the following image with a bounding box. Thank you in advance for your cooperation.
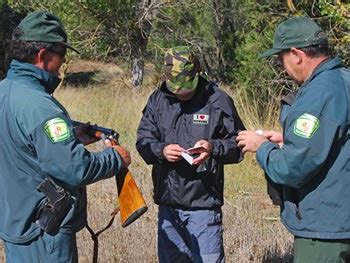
[72,120,147,227]
[110,140,147,227]
[116,168,148,227]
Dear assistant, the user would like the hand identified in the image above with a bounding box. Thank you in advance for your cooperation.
[191,140,212,166]
[163,144,185,162]
[105,139,131,168]
[74,122,100,146]
[236,130,269,153]
[262,130,283,146]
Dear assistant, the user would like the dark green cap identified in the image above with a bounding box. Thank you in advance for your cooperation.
[17,11,79,54]
[261,17,328,58]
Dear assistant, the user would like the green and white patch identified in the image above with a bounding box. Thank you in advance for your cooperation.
[293,113,320,139]
[43,117,71,143]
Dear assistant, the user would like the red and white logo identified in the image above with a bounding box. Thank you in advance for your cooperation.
[193,114,209,124]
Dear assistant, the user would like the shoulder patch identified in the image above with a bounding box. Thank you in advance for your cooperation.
[43,117,71,143]
[293,113,320,139]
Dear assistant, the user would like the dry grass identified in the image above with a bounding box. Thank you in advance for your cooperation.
[0,60,293,262]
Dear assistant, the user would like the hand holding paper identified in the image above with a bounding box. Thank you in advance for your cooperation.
[181,140,212,166]
[181,146,202,165]
[163,144,185,162]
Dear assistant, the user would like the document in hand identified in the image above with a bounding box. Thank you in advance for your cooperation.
[181,146,205,165]
[181,151,194,165]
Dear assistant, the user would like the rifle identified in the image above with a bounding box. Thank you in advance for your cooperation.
[72,120,148,227]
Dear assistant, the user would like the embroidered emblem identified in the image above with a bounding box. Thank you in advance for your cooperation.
[193,114,209,125]
[43,117,71,143]
[294,113,320,139]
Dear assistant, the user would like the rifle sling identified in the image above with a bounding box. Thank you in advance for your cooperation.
[85,207,120,263]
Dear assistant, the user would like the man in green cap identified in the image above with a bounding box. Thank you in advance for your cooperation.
[0,10,131,262]
[237,16,350,262]
[136,46,245,262]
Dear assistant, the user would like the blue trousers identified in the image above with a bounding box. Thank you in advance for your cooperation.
[158,205,225,263]
[4,231,78,263]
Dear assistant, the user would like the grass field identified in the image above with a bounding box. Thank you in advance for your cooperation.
[0,60,293,262]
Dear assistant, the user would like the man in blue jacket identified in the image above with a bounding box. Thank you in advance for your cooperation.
[237,17,350,262]
[0,11,131,263]
[136,46,245,262]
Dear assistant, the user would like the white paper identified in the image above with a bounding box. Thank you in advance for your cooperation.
[181,151,194,165]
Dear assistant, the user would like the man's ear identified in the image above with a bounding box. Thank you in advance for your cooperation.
[290,48,304,64]
[33,48,46,67]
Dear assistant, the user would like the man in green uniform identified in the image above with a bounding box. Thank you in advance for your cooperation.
[237,17,350,262]
[0,11,131,263]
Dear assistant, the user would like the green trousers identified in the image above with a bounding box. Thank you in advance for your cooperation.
[294,237,350,263]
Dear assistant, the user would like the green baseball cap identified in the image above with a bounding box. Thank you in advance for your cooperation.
[261,16,328,58]
[17,10,80,54]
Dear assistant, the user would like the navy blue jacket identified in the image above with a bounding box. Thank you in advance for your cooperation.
[136,77,245,209]
[0,60,122,243]
[257,58,350,239]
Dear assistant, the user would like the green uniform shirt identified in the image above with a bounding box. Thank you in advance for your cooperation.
[257,58,350,239]
[0,60,122,243]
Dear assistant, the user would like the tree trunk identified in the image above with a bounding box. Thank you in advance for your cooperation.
[131,58,144,88]
[130,0,162,88]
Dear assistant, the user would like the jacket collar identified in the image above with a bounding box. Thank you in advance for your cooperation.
[301,57,343,88]
[6,59,61,94]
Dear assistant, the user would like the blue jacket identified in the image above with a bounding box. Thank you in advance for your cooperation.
[136,77,245,209]
[257,57,350,239]
[0,60,122,244]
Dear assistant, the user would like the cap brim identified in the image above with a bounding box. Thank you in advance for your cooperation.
[62,42,80,54]
[260,48,282,58]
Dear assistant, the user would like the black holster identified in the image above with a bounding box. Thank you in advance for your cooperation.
[36,177,71,235]
[265,174,283,206]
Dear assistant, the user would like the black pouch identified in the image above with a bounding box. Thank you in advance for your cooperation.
[265,174,283,206]
[36,177,71,235]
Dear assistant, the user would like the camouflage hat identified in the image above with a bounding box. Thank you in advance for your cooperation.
[164,46,200,100]
[17,10,79,54]
[261,16,328,57]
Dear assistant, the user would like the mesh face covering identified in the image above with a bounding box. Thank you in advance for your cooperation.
[164,46,200,100]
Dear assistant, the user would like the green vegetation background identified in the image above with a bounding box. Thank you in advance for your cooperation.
[4,0,349,123]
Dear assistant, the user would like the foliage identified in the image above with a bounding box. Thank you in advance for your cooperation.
[8,0,143,61]
[228,0,349,122]
[5,0,350,120]
[147,1,216,74]
[8,0,84,60]
[228,1,290,122]
[0,1,24,77]
[318,0,350,65]
[72,0,143,60]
